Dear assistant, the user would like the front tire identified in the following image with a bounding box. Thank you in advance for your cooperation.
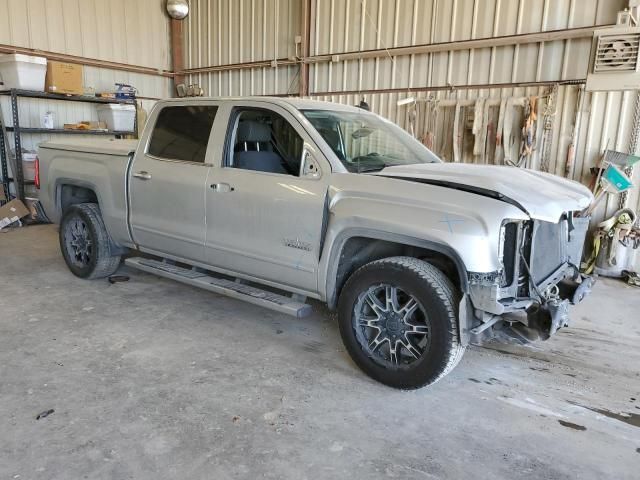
[59,203,121,279]
[338,256,465,389]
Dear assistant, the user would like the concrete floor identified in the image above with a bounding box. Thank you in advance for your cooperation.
[1,224,639,479]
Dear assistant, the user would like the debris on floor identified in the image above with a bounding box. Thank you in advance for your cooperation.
[35,409,54,420]
[622,270,640,287]
[108,275,130,284]
[558,420,587,431]
[0,199,30,230]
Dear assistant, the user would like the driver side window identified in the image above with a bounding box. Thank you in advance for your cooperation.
[228,108,303,176]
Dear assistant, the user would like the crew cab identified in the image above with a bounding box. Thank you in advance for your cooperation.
[37,97,594,389]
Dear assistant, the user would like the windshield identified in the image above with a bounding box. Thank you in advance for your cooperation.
[302,109,440,173]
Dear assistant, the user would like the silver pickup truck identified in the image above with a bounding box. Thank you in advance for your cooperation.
[37,97,594,389]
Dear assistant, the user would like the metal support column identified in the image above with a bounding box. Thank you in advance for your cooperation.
[0,109,10,204]
[10,90,25,201]
[620,90,640,213]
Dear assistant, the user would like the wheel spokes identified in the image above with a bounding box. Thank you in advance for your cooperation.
[389,339,421,365]
[355,283,430,368]
[385,285,400,312]
[368,333,386,353]
[389,340,399,365]
[405,322,429,336]
[358,316,380,329]
[399,338,421,360]
[65,218,92,266]
[365,291,387,315]
[398,297,418,318]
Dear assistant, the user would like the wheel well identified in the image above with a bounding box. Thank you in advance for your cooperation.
[59,184,98,213]
[332,236,464,308]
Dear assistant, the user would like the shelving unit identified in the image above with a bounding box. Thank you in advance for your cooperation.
[0,89,137,204]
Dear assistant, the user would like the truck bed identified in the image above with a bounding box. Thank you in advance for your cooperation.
[39,138,137,156]
[38,138,136,242]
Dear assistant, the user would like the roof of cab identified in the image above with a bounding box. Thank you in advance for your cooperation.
[158,96,367,113]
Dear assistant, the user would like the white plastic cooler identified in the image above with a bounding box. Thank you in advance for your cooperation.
[96,104,136,132]
[0,54,47,91]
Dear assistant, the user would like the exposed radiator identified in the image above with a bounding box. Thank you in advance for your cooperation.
[528,216,589,285]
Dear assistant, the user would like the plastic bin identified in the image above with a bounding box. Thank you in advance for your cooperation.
[0,54,47,91]
[97,104,136,132]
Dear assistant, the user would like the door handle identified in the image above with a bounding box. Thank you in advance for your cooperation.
[133,171,152,180]
[210,182,234,193]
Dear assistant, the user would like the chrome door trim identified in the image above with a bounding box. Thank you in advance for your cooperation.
[145,153,212,167]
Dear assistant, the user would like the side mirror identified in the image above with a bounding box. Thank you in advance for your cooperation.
[301,149,321,179]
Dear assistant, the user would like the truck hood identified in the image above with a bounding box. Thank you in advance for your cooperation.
[372,163,593,222]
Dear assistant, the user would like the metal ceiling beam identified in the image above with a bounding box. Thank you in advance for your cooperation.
[304,25,604,63]
[0,44,174,78]
[0,23,608,85]
[309,79,586,97]
[177,24,608,76]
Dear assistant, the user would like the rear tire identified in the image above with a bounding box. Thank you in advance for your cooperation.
[59,203,121,279]
[338,256,465,389]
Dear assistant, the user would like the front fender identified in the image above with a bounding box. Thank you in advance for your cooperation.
[320,226,471,309]
[318,180,529,306]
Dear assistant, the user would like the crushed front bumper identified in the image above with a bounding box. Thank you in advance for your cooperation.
[463,266,595,345]
[459,215,594,345]
[529,274,595,336]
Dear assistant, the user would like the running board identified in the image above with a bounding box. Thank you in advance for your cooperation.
[125,257,312,318]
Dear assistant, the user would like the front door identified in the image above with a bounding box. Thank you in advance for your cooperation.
[205,103,329,294]
[129,103,220,263]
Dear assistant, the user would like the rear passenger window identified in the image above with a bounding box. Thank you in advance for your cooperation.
[148,106,218,163]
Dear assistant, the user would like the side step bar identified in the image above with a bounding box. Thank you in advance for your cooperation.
[125,257,312,318]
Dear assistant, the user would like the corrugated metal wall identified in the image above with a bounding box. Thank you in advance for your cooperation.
[0,0,172,152]
[184,0,640,269]
[184,0,626,92]
[309,0,623,90]
[184,0,303,95]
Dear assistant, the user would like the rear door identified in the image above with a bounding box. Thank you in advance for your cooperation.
[129,102,220,263]
[204,102,329,294]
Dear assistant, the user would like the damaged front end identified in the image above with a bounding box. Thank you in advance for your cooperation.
[462,213,595,345]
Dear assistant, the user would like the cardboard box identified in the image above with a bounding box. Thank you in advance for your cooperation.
[0,187,6,202]
[0,199,30,229]
[45,61,83,95]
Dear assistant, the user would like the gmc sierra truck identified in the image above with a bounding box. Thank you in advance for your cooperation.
[37,97,595,389]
